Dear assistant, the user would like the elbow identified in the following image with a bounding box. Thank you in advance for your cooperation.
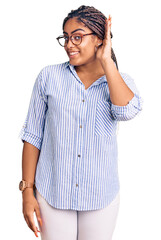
[111,94,143,121]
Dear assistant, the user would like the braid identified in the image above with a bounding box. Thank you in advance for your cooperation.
[63,5,119,70]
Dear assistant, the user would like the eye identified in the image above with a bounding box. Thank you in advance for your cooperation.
[73,35,82,41]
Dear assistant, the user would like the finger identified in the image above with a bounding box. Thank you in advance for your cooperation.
[104,17,111,41]
[24,215,31,229]
[35,205,43,228]
[104,18,108,40]
[107,15,112,38]
[108,14,112,23]
[27,212,38,235]
[24,214,38,237]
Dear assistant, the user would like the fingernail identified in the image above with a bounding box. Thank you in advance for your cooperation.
[34,231,38,237]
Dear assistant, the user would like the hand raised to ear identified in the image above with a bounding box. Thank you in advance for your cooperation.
[96,15,112,63]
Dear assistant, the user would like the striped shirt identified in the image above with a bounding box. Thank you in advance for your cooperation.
[19,61,143,210]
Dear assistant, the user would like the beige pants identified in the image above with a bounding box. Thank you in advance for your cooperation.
[36,189,120,240]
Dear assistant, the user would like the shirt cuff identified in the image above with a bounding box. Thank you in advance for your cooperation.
[110,93,143,121]
[20,131,42,150]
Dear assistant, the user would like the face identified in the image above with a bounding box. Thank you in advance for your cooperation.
[63,17,101,66]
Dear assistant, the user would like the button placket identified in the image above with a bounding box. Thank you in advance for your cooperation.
[75,90,86,198]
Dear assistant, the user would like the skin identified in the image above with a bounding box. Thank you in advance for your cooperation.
[22,14,134,239]
[64,16,134,105]
[22,142,42,238]
[64,17,105,87]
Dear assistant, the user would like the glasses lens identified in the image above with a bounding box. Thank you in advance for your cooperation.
[58,34,82,46]
[58,36,68,47]
[72,35,82,45]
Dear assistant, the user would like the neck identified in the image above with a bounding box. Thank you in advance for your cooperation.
[74,59,105,77]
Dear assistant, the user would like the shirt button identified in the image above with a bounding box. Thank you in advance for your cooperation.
[78,154,81,157]
[82,99,85,102]
[76,184,78,187]
[80,125,82,128]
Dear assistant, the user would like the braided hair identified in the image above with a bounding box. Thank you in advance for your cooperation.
[63,5,119,70]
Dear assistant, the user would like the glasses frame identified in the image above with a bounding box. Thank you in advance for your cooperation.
[56,32,97,47]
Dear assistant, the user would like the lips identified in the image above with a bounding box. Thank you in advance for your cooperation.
[68,51,80,56]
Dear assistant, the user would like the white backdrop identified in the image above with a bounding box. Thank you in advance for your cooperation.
[1,0,161,239]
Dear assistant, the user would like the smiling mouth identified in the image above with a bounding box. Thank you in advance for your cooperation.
[68,51,80,57]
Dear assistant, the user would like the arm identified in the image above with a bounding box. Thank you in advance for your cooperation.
[21,142,42,237]
[19,67,48,236]
[101,59,134,106]
[22,141,40,196]
[96,16,143,121]
[19,67,48,150]
[101,59,143,121]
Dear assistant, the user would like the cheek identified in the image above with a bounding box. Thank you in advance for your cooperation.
[80,43,95,56]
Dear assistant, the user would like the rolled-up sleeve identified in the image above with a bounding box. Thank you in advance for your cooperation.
[110,72,143,121]
[18,67,48,150]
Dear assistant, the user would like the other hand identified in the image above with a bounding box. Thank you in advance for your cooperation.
[22,189,42,238]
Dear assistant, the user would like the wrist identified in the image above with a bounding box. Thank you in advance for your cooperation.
[22,187,34,197]
[19,179,35,192]
[100,57,113,67]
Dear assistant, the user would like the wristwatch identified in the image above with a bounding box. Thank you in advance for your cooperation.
[19,180,35,192]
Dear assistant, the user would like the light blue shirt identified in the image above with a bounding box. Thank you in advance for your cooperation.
[19,61,143,210]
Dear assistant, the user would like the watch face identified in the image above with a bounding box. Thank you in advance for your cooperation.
[19,181,24,191]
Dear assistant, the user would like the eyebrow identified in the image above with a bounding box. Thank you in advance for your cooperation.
[63,28,85,35]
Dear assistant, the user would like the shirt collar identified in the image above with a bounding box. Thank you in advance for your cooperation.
[63,61,70,69]
[63,61,107,85]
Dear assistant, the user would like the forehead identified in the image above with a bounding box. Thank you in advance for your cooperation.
[63,17,89,34]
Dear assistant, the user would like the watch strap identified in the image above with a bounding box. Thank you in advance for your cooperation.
[25,181,34,188]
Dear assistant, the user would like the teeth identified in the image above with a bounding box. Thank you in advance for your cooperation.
[69,52,79,55]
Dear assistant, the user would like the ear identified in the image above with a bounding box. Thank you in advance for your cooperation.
[96,37,103,47]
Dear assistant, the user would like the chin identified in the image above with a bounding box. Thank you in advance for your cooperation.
[69,58,91,67]
[69,58,82,66]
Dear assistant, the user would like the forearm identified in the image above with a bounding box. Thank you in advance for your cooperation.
[101,59,134,106]
[22,141,40,195]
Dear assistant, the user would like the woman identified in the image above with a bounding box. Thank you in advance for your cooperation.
[19,5,143,240]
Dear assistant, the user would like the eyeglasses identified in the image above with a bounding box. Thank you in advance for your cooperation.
[56,33,96,47]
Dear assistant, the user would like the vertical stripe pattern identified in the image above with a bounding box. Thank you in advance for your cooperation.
[19,61,143,210]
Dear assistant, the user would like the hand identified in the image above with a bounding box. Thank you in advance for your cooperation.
[96,15,112,63]
[22,188,42,238]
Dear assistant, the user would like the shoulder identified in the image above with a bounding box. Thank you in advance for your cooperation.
[40,61,69,77]
[36,61,70,92]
